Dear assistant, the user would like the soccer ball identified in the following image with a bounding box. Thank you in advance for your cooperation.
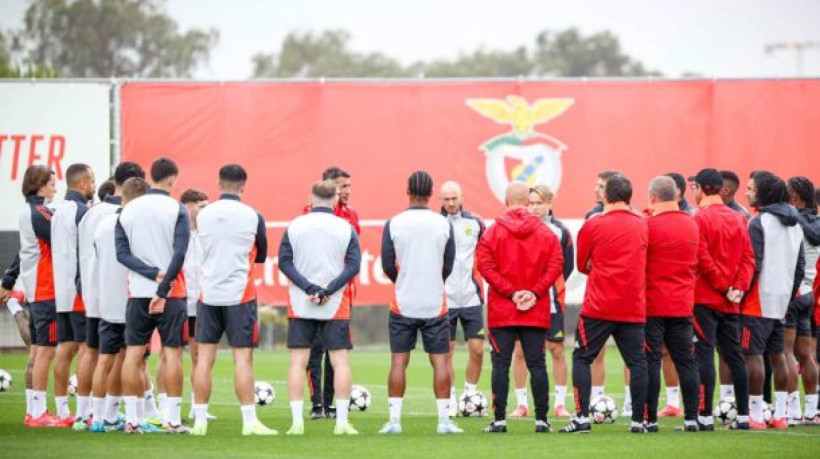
[457,390,488,417]
[67,374,78,397]
[761,401,773,425]
[713,396,737,425]
[590,395,617,424]
[0,369,11,391]
[254,381,275,406]
[350,385,371,412]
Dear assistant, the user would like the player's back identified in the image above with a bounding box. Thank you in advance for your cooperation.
[646,210,699,317]
[197,196,261,305]
[78,198,120,319]
[94,213,129,323]
[383,207,453,319]
[51,192,87,312]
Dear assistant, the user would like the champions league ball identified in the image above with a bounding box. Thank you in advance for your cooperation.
[67,374,78,397]
[714,396,737,425]
[458,390,488,417]
[0,369,11,391]
[350,385,371,412]
[590,395,617,424]
[254,381,275,406]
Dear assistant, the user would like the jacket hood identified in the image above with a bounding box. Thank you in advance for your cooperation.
[796,207,820,246]
[760,202,799,226]
[496,207,543,238]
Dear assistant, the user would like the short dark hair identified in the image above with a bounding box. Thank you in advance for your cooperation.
[720,170,740,187]
[180,188,209,204]
[66,163,91,188]
[97,180,116,202]
[21,165,55,197]
[312,180,338,201]
[150,157,179,183]
[114,161,145,186]
[749,170,773,180]
[754,173,788,207]
[322,167,351,181]
[598,170,621,181]
[665,172,686,197]
[219,164,247,185]
[604,174,633,205]
[407,170,434,198]
[121,177,150,203]
[787,176,816,209]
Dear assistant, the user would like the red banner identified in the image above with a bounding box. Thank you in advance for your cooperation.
[121,80,820,305]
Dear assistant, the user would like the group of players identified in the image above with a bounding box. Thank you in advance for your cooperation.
[1,157,819,436]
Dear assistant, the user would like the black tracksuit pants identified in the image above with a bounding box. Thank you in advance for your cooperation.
[645,317,700,422]
[488,326,550,422]
[308,342,335,409]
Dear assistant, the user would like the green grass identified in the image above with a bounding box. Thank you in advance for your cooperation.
[0,348,818,458]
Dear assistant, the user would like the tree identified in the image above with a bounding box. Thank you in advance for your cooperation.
[16,0,218,78]
[413,47,532,77]
[252,30,410,78]
[0,29,57,78]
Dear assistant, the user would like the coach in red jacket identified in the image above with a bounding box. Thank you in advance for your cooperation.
[559,174,649,434]
[643,176,700,432]
[477,181,563,434]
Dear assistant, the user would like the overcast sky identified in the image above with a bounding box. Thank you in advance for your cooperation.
[2,0,819,78]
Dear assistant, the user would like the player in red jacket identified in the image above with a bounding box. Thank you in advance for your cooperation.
[477,182,563,434]
[689,168,756,431]
[560,174,649,434]
[642,176,701,432]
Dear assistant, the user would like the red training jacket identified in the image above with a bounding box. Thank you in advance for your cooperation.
[646,206,699,317]
[477,207,563,329]
[693,199,756,313]
[577,208,648,323]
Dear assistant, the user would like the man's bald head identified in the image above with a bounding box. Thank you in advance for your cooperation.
[505,181,530,208]
[440,180,462,196]
[440,180,464,215]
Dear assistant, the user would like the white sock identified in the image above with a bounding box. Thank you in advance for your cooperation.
[750,395,764,423]
[25,389,33,416]
[336,399,350,425]
[515,388,528,407]
[805,394,818,418]
[55,395,70,419]
[786,391,801,419]
[666,386,680,408]
[104,395,121,423]
[157,392,168,420]
[167,397,182,426]
[720,384,735,399]
[77,395,90,420]
[464,382,477,392]
[436,399,450,425]
[32,391,47,418]
[189,393,196,417]
[92,397,105,423]
[774,391,787,420]
[124,396,138,426]
[623,386,632,410]
[555,385,567,407]
[449,386,457,405]
[592,386,604,399]
[240,404,257,425]
[144,389,160,419]
[290,400,304,425]
[193,404,208,426]
[137,396,147,424]
[388,397,403,423]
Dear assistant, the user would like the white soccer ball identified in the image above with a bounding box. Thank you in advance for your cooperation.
[350,385,371,412]
[254,381,275,406]
[0,369,11,391]
[590,395,617,424]
[67,374,78,397]
[761,401,773,425]
[713,396,737,425]
[458,390,488,417]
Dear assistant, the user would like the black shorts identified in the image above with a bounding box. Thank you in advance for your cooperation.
[186,316,197,343]
[99,320,126,355]
[125,298,186,348]
[57,311,87,344]
[30,301,57,347]
[785,294,814,337]
[85,317,101,350]
[287,319,352,351]
[740,316,785,355]
[196,301,259,348]
[389,312,449,354]
[547,308,565,343]
[448,306,485,341]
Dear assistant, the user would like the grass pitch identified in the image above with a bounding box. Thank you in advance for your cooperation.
[0,348,818,458]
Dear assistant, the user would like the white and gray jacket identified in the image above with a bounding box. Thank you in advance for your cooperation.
[441,208,485,310]
[51,190,89,313]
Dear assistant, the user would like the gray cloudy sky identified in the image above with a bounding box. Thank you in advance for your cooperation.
[2,0,819,78]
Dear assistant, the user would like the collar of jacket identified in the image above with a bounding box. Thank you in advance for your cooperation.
[147,188,170,196]
[65,190,88,204]
[26,195,46,205]
[651,201,680,215]
[699,195,724,208]
[311,207,334,214]
[220,193,241,202]
[103,195,122,205]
